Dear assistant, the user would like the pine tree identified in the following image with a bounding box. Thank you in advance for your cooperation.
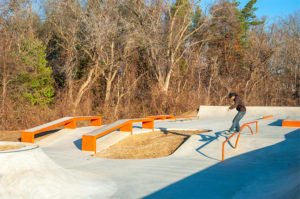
[236,0,264,42]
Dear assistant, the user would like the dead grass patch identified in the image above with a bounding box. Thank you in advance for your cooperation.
[0,145,23,151]
[178,110,198,117]
[95,130,207,159]
[0,131,22,142]
[0,129,61,142]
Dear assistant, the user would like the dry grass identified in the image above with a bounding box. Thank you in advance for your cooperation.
[95,130,207,159]
[178,110,198,117]
[0,145,23,151]
[0,131,22,142]
[0,129,62,142]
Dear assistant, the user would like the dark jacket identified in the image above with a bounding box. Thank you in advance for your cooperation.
[229,95,246,112]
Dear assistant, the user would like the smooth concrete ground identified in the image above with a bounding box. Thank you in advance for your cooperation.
[1,106,299,199]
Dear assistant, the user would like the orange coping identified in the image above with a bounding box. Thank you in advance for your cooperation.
[82,118,154,152]
[282,121,300,127]
[262,115,274,119]
[21,116,102,143]
[222,121,258,162]
[146,115,175,120]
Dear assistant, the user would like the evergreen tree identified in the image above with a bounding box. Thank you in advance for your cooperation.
[235,0,264,42]
[17,36,55,107]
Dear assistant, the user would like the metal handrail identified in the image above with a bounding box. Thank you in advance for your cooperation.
[222,121,258,162]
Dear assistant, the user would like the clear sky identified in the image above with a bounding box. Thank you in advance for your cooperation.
[201,0,300,20]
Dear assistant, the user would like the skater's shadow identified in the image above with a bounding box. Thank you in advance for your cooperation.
[196,131,236,161]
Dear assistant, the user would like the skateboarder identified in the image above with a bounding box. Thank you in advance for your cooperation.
[226,92,246,134]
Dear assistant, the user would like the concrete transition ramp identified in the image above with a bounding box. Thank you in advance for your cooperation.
[0,142,116,199]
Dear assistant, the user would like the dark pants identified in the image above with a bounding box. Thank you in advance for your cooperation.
[229,111,246,132]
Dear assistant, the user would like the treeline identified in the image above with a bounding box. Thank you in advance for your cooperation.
[0,0,299,130]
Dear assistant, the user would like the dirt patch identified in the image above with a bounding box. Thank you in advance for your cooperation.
[95,130,207,159]
[0,129,62,142]
[0,145,23,151]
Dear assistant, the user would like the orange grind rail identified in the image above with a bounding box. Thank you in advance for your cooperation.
[222,121,258,162]
[262,115,274,119]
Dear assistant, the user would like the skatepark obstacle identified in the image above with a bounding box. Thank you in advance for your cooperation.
[262,115,274,119]
[222,121,258,162]
[282,120,300,127]
[82,118,154,152]
[21,116,102,143]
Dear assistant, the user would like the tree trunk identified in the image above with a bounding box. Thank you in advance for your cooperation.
[73,68,96,114]
[1,75,7,130]
[104,79,112,106]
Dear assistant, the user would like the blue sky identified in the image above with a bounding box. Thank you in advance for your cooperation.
[201,0,299,20]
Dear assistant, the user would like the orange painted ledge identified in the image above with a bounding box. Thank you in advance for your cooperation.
[21,116,102,143]
[282,121,300,127]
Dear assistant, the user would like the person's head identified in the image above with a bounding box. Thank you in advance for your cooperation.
[228,92,237,100]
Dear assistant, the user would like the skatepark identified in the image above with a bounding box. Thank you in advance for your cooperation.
[0,106,299,199]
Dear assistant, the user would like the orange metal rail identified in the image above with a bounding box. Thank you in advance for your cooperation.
[82,118,154,152]
[21,116,102,143]
[222,121,258,162]
[262,115,273,119]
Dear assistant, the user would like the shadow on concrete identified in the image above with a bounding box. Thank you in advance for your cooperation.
[35,129,61,138]
[143,129,300,199]
[268,119,283,126]
[195,131,226,161]
[73,138,82,150]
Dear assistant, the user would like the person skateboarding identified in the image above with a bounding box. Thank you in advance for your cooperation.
[225,92,246,135]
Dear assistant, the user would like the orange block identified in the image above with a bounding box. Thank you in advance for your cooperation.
[64,120,76,129]
[282,121,300,127]
[21,132,35,143]
[82,135,96,152]
[91,118,102,126]
[120,122,133,133]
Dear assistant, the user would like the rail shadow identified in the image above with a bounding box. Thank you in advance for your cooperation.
[268,119,283,126]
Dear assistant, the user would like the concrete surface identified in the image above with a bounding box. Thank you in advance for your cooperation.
[0,142,116,199]
[1,106,299,199]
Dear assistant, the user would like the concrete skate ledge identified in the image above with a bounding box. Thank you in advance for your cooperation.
[21,116,102,143]
[282,120,300,127]
[82,118,154,152]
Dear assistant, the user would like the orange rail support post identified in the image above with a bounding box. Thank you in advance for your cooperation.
[222,133,236,162]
